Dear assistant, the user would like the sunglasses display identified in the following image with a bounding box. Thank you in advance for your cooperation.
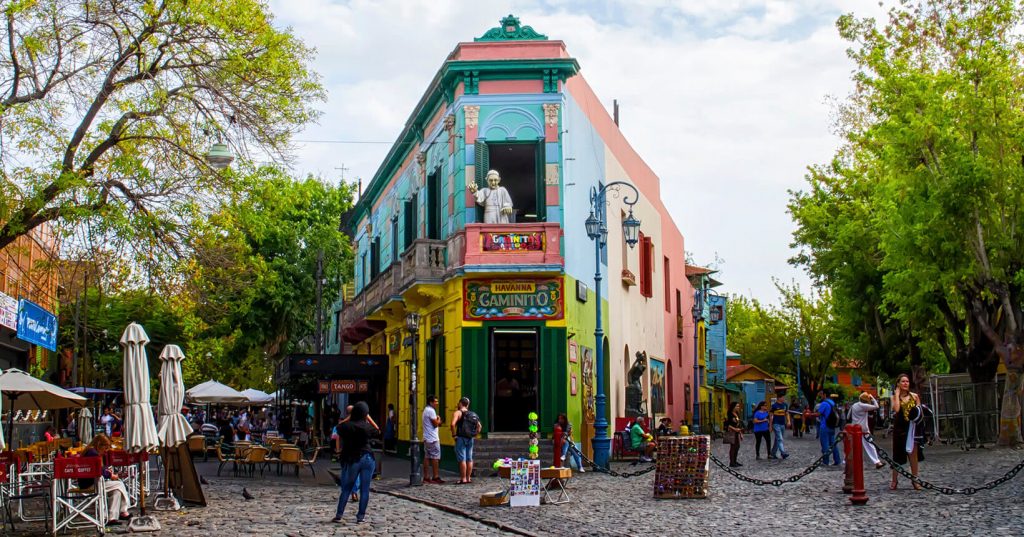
[653,435,710,499]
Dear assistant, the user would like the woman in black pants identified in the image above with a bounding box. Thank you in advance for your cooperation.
[751,401,771,459]
[724,402,744,467]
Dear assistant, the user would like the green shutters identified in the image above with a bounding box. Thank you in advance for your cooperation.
[462,327,489,433]
[535,140,546,221]
[539,326,567,434]
[474,142,489,188]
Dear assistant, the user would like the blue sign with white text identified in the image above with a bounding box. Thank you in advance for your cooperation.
[16,299,58,352]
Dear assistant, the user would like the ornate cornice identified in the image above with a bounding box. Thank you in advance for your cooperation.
[475,14,548,42]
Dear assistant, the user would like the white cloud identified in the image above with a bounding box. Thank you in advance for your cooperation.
[269,0,887,303]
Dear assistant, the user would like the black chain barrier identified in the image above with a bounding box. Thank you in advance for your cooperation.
[568,443,657,478]
[709,431,847,486]
[864,433,1024,495]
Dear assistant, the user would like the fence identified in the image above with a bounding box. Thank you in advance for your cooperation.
[921,376,1004,448]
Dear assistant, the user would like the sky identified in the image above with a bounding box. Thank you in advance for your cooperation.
[267,0,887,304]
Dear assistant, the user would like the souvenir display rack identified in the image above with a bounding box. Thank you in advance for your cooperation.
[653,435,710,499]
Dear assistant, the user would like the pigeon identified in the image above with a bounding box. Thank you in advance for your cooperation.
[327,470,341,486]
[242,488,254,500]
[200,476,209,485]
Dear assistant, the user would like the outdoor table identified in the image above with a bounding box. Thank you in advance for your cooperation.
[497,466,572,505]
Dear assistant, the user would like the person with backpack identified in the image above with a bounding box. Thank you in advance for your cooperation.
[451,397,479,484]
[816,392,843,466]
[555,413,584,472]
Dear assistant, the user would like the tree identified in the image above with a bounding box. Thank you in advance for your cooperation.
[0,0,323,259]
[791,0,1024,445]
[727,282,844,403]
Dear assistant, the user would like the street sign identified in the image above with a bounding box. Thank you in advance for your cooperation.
[16,299,57,351]
[317,381,330,394]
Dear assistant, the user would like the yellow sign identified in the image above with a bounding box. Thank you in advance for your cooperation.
[491,281,536,294]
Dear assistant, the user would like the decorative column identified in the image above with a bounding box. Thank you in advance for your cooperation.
[542,103,560,207]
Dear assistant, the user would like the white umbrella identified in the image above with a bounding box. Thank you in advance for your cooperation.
[77,407,94,445]
[121,323,159,453]
[185,380,248,404]
[157,345,192,448]
[0,368,87,448]
[240,388,273,405]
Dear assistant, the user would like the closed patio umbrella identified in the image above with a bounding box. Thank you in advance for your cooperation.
[77,407,94,445]
[157,345,191,448]
[121,322,159,453]
[0,368,86,448]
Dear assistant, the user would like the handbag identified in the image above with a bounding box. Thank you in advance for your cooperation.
[722,432,734,445]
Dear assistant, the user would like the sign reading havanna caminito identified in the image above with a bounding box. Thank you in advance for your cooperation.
[463,277,564,321]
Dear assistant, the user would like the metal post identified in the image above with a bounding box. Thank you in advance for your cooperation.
[843,426,853,494]
[591,205,611,469]
[409,328,423,486]
[849,424,869,505]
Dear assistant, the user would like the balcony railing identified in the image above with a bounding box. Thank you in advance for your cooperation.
[340,239,447,328]
[456,222,564,268]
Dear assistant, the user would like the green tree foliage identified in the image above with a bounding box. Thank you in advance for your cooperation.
[0,0,323,258]
[790,0,1024,444]
[727,282,844,402]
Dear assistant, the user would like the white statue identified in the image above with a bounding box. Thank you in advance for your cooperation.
[468,169,514,224]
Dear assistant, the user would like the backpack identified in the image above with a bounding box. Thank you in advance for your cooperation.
[824,401,841,429]
[457,410,481,438]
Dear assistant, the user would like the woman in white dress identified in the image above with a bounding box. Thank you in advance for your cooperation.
[850,392,886,469]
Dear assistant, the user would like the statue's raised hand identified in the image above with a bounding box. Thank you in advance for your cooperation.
[468,182,479,194]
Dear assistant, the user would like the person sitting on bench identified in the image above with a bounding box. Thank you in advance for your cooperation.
[630,417,656,462]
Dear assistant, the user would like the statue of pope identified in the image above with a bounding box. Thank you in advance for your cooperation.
[468,169,514,224]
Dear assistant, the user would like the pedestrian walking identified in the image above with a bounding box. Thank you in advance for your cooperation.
[421,395,444,483]
[769,394,790,459]
[751,401,770,460]
[790,400,804,437]
[724,402,744,467]
[451,397,480,484]
[554,413,584,472]
[890,373,924,490]
[816,392,842,466]
[332,401,378,524]
[850,392,885,469]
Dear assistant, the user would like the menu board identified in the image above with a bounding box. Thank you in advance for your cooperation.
[508,459,541,507]
[653,435,710,499]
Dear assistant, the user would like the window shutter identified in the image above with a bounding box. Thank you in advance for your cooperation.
[475,142,489,188]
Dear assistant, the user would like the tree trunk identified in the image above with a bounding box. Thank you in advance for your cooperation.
[997,346,1023,447]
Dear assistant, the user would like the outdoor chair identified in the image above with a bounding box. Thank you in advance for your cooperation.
[50,456,106,535]
[297,447,321,478]
[105,450,140,508]
[239,447,271,478]
[215,443,238,477]
[9,465,51,528]
[186,436,207,461]
[277,448,302,477]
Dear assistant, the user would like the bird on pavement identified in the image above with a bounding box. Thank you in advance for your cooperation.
[242,488,254,500]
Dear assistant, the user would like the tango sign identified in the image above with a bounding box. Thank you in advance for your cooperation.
[318,380,369,394]
[463,278,564,321]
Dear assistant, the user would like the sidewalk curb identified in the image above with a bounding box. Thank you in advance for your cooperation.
[374,487,540,537]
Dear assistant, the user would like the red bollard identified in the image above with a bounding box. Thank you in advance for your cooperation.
[842,426,853,493]
[553,424,564,468]
[848,424,869,505]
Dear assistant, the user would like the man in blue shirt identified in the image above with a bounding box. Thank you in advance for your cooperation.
[770,395,790,459]
[816,392,843,465]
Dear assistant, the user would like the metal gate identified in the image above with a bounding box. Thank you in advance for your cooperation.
[923,374,1004,448]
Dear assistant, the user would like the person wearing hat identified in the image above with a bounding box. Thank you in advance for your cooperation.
[890,373,923,490]
[850,392,886,469]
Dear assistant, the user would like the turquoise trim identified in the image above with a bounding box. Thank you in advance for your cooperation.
[456,94,563,107]
[462,264,563,273]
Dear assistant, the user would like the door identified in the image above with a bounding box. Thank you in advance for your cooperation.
[490,328,539,432]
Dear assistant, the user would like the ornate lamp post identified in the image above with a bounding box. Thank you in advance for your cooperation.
[406,312,423,486]
[793,338,809,405]
[585,182,641,469]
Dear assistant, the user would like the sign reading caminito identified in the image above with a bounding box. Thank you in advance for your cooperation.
[463,277,564,321]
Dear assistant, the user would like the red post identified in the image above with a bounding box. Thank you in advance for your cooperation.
[849,424,869,505]
[553,424,564,468]
[842,425,853,494]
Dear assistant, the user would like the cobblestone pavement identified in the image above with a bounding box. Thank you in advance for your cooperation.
[375,434,1024,537]
[6,436,1021,536]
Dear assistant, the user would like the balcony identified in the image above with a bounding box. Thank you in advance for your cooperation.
[452,222,563,271]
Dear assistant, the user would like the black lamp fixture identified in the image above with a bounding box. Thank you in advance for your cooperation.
[585,210,601,240]
[405,312,420,332]
[622,210,641,248]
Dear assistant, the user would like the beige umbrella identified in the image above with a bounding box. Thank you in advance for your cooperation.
[77,407,94,445]
[121,323,159,452]
[185,380,248,404]
[0,368,86,448]
[240,388,273,405]
[157,345,191,448]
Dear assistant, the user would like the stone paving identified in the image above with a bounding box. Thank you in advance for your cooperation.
[5,435,1022,536]
[375,433,1024,537]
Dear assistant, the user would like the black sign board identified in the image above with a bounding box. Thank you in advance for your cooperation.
[286,353,388,377]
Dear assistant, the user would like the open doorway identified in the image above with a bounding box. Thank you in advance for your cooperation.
[490,328,539,431]
[487,142,544,222]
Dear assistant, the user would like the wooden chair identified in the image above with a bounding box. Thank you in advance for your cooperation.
[297,447,321,478]
[186,436,207,461]
[277,448,302,477]
[239,446,271,478]
[215,443,238,477]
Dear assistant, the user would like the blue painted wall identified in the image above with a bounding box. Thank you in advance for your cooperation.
[706,295,728,385]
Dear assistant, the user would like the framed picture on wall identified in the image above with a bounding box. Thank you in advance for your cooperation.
[570,372,578,395]
[568,340,578,363]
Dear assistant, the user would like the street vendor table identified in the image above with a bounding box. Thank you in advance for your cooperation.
[497,466,572,505]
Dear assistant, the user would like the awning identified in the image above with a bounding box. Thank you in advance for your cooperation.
[341,319,387,344]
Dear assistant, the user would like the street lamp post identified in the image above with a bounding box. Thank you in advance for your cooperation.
[691,285,720,433]
[406,312,423,486]
[585,181,641,469]
[793,338,809,405]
